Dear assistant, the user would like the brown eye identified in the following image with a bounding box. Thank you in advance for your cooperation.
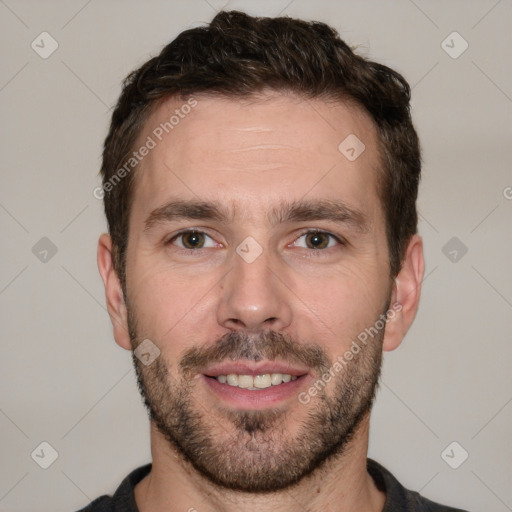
[170,231,216,249]
[291,231,340,250]
[305,232,330,249]
[182,231,205,248]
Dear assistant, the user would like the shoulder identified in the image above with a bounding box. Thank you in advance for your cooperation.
[74,464,152,512]
[76,495,113,512]
[367,458,471,512]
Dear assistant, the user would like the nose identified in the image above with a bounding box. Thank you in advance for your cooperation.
[217,246,293,333]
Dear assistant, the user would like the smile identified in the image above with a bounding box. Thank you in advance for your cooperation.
[214,373,298,390]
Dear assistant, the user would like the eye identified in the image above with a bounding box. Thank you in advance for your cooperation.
[168,230,218,250]
[292,231,341,250]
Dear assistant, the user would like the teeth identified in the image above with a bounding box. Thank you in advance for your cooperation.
[271,373,283,385]
[216,373,298,389]
[254,374,272,388]
[226,374,238,386]
[238,375,253,389]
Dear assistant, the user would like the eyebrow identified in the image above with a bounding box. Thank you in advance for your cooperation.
[144,199,368,233]
[144,200,229,231]
[269,200,368,233]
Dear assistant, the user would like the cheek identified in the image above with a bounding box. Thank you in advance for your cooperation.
[126,259,218,349]
[290,262,389,351]
[297,257,382,305]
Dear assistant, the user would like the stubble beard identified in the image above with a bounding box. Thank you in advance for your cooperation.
[128,310,385,493]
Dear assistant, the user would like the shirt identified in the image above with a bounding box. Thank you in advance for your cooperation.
[76,458,469,511]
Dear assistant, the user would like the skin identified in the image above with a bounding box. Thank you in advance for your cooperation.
[98,92,424,512]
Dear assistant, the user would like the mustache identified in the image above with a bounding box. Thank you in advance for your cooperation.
[179,330,331,376]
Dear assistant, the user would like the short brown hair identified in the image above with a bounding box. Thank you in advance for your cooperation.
[100,10,420,288]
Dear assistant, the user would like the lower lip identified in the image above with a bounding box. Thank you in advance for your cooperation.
[202,374,310,409]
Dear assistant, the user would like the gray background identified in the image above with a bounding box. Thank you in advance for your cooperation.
[1,1,511,510]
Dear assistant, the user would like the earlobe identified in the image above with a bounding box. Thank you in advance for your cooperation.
[382,235,425,352]
[97,233,132,350]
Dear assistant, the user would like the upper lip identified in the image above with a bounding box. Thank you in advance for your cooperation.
[201,360,310,378]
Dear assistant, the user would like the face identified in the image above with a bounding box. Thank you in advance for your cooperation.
[119,93,397,492]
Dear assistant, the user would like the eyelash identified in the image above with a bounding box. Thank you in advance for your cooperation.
[165,229,345,252]
[292,229,345,251]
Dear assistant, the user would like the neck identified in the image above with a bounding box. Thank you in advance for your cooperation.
[134,413,385,512]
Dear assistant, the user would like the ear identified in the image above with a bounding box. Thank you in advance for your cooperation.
[97,233,132,350]
[382,234,425,352]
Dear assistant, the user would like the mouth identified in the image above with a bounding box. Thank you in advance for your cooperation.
[212,372,298,390]
[200,361,311,408]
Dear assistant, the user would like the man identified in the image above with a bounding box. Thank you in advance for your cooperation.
[84,10,469,512]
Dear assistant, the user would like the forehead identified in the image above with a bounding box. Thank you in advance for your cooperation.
[130,92,382,224]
